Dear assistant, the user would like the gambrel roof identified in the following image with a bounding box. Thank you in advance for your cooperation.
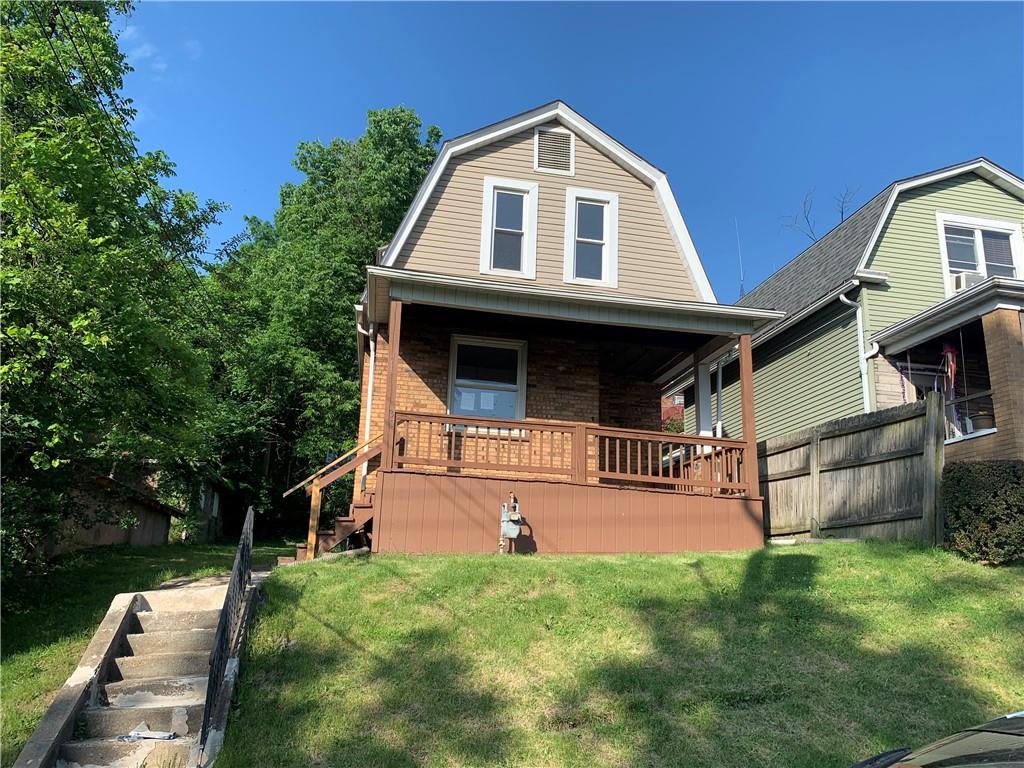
[379,101,718,302]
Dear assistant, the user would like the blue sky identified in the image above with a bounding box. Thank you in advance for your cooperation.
[122,2,1023,303]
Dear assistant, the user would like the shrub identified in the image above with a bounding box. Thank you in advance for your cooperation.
[942,461,1024,565]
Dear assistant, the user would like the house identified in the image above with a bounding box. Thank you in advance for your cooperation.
[285,101,782,558]
[668,158,1024,465]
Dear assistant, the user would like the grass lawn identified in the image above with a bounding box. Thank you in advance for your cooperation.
[0,542,291,767]
[217,542,1023,768]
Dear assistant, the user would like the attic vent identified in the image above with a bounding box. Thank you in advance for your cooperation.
[534,128,574,175]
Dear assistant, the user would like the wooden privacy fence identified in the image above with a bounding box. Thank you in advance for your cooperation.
[758,392,945,543]
[393,411,753,496]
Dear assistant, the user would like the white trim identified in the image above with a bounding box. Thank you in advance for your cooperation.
[935,211,1024,297]
[479,176,538,280]
[533,125,575,177]
[870,276,1024,355]
[378,101,718,303]
[654,175,717,302]
[447,335,528,420]
[562,187,619,287]
[855,158,1024,274]
[944,427,997,446]
[368,266,780,323]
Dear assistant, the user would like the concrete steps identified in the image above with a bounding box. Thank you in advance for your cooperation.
[59,735,195,767]
[126,628,216,655]
[57,608,219,767]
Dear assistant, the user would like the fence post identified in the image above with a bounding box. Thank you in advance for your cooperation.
[808,434,821,538]
[922,392,945,545]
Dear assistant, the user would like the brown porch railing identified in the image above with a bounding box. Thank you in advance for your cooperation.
[392,411,750,496]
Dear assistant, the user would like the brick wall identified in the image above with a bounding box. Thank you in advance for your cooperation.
[947,308,1024,462]
[360,307,666,489]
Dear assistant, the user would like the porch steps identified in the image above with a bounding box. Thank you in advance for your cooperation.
[55,608,219,767]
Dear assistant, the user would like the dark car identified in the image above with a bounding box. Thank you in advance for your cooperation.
[850,713,1024,767]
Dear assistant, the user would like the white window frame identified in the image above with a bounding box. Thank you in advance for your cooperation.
[533,125,575,176]
[479,177,538,279]
[936,212,1024,296]
[563,187,619,287]
[447,335,528,421]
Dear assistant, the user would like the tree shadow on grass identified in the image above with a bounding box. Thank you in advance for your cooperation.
[551,549,1009,768]
[219,567,517,768]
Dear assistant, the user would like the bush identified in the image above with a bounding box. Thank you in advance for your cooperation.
[943,461,1024,565]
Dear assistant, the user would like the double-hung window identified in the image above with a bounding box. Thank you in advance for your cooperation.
[448,337,527,420]
[563,187,618,286]
[938,213,1023,293]
[480,177,538,279]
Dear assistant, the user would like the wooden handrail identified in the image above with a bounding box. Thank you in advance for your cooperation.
[391,411,750,496]
[393,411,742,447]
[283,432,384,498]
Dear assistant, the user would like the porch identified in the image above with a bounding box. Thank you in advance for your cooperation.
[289,268,781,557]
[871,278,1024,463]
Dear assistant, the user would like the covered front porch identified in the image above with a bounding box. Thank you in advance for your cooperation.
[291,268,781,557]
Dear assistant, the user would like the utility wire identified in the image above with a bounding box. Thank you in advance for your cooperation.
[28,3,219,328]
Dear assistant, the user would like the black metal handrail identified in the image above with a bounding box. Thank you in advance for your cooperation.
[199,505,254,754]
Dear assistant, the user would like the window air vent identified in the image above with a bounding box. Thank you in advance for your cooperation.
[535,129,574,175]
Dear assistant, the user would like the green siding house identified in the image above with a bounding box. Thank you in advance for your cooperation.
[669,158,1024,463]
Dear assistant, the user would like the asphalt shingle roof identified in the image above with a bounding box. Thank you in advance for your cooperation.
[736,183,893,316]
[736,158,1019,322]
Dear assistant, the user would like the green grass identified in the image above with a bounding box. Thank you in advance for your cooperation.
[0,542,292,767]
[218,542,1023,768]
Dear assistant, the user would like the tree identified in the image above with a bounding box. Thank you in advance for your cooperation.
[207,108,440,526]
[783,185,860,242]
[0,1,223,569]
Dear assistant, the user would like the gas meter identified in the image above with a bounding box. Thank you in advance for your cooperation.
[499,491,521,553]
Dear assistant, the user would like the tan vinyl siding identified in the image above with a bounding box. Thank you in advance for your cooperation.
[713,301,863,442]
[395,124,700,301]
[862,173,1024,336]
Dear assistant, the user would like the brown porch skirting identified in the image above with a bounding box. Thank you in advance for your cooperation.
[373,470,764,554]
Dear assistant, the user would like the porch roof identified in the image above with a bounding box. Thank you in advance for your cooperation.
[363,267,782,339]
[870,277,1024,355]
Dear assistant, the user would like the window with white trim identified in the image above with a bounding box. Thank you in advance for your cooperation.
[448,337,527,420]
[480,177,538,279]
[937,213,1023,292]
[563,187,618,286]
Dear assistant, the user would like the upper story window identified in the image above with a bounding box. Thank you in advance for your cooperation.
[563,187,619,287]
[480,177,538,279]
[937,212,1023,293]
[534,127,575,176]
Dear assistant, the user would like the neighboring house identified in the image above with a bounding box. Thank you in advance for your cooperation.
[668,158,1024,464]
[48,474,175,555]
[288,101,782,559]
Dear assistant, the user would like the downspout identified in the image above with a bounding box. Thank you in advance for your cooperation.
[715,363,723,437]
[356,319,376,491]
[838,284,872,413]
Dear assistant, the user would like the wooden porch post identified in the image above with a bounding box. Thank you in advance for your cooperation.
[305,479,322,561]
[381,299,403,471]
[738,333,759,497]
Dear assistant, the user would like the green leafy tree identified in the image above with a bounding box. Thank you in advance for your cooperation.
[209,108,440,523]
[1,1,223,568]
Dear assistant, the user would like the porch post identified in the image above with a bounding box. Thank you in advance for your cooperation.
[738,333,759,497]
[381,299,403,471]
[306,479,322,561]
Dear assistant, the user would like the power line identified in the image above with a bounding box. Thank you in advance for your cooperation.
[27,3,220,328]
[54,5,220,320]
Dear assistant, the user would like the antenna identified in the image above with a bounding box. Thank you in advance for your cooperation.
[734,217,746,298]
